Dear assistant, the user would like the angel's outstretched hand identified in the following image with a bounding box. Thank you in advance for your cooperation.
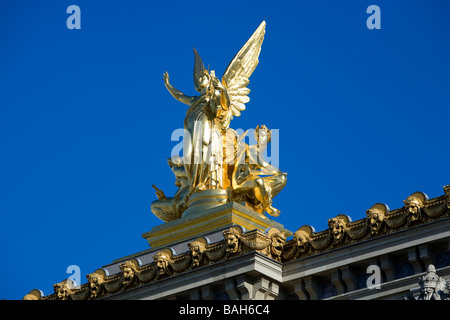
[163,71,170,85]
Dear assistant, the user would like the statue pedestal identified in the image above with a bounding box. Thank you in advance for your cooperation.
[142,201,291,250]
[182,189,229,218]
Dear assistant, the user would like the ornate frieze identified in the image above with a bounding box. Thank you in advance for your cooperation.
[24,186,450,300]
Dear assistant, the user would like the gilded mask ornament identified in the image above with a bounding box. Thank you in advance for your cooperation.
[328,215,350,243]
[223,226,243,254]
[153,249,173,276]
[86,269,106,299]
[404,199,420,221]
[403,192,428,222]
[295,232,310,253]
[119,260,139,287]
[293,225,314,253]
[269,230,287,261]
[188,238,207,267]
[53,280,73,300]
[366,203,389,236]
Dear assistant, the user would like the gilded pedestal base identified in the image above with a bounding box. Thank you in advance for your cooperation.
[142,201,291,250]
[182,189,229,218]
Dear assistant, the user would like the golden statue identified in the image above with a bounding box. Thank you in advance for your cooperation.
[163,21,265,192]
[153,21,287,221]
[151,156,190,222]
[230,125,287,217]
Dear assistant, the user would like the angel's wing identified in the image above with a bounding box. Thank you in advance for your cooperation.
[221,21,266,117]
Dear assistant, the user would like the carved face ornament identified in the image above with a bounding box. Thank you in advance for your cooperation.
[156,254,170,275]
[54,283,70,300]
[225,233,240,254]
[366,209,384,235]
[294,232,310,253]
[422,287,434,299]
[404,199,421,221]
[121,265,135,286]
[270,233,286,259]
[87,274,101,298]
[328,218,346,241]
[189,242,205,267]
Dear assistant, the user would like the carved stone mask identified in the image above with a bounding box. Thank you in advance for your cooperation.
[294,232,310,253]
[227,234,239,253]
[53,283,70,300]
[87,274,101,298]
[188,240,206,267]
[270,234,286,260]
[121,266,135,285]
[223,227,243,255]
[404,199,421,221]
[156,255,170,275]
[366,209,384,235]
[403,193,428,222]
[328,218,346,241]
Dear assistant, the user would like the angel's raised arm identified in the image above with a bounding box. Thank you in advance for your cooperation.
[163,72,195,105]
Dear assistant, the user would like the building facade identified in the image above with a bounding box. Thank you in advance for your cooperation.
[23,186,450,300]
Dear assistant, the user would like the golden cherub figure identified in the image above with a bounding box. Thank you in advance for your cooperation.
[230,125,287,217]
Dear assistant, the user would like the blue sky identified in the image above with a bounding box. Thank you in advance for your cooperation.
[1,0,449,300]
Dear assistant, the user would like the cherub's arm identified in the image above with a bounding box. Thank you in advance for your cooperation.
[163,72,196,105]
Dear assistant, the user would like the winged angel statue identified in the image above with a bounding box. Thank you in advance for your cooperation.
[153,21,287,222]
